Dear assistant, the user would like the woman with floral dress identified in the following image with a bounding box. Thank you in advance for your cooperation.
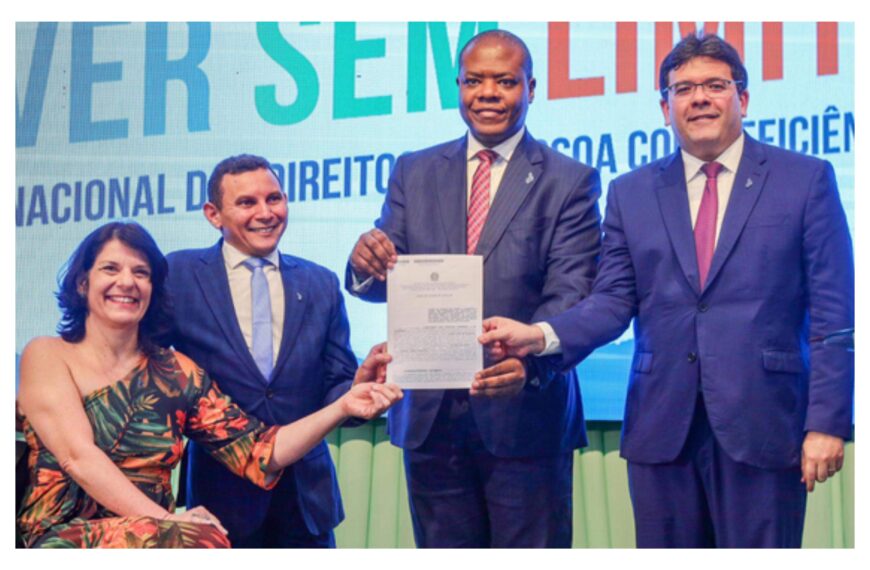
[17,222,401,548]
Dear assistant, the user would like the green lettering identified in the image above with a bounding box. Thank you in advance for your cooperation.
[407,22,498,113]
[333,23,391,119]
[255,23,319,125]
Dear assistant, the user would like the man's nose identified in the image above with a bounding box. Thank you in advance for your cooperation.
[254,200,273,218]
[478,79,499,99]
[690,84,711,105]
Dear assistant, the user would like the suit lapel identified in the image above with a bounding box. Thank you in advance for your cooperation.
[273,254,309,375]
[477,132,543,262]
[193,242,263,381]
[435,137,468,254]
[704,136,768,291]
[654,152,702,296]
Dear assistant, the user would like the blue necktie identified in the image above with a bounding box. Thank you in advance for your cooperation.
[243,257,274,380]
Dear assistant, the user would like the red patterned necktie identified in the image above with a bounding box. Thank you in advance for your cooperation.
[695,161,724,288]
[467,149,498,254]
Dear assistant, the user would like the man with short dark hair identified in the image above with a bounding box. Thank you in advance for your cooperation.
[346,30,602,548]
[167,154,367,547]
[480,33,854,548]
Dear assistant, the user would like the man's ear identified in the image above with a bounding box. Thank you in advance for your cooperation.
[660,98,672,126]
[203,202,222,231]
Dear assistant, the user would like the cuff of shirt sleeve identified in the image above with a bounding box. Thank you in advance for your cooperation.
[350,266,375,293]
[534,322,562,356]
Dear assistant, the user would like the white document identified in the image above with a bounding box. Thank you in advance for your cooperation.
[387,254,483,389]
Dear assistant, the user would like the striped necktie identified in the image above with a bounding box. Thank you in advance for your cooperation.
[467,149,498,254]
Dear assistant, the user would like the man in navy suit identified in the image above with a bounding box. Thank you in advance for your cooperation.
[480,33,854,548]
[346,30,602,547]
[168,154,377,547]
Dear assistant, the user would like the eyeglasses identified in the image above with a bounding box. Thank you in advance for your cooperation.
[664,78,743,99]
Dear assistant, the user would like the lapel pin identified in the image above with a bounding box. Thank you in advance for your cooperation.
[525,172,534,184]
[296,292,303,301]
[745,178,753,189]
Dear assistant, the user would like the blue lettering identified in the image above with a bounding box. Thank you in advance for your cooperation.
[186,170,207,210]
[822,106,841,154]
[572,136,593,166]
[375,153,395,194]
[354,155,373,197]
[28,185,49,226]
[144,23,211,136]
[108,177,130,218]
[650,129,672,161]
[85,179,106,221]
[758,118,776,144]
[70,22,129,143]
[16,187,26,227]
[551,137,571,156]
[51,183,72,224]
[132,176,154,216]
[344,157,353,197]
[299,161,320,201]
[789,116,809,153]
[844,112,854,153]
[597,134,616,173]
[628,130,648,169]
[16,22,57,148]
[157,175,174,213]
[323,158,341,199]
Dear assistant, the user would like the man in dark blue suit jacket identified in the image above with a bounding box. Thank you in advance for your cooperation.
[346,30,601,547]
[167,154,364,547]
[481,34,854,548]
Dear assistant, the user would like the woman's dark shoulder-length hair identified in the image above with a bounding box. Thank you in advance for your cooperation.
[56,221,172,354]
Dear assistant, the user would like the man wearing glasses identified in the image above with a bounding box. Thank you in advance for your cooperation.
[479,33,853,547]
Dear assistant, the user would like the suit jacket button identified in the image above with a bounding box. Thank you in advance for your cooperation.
[266,389,274,399]
[687,352,698,363]
[698,302,709,312]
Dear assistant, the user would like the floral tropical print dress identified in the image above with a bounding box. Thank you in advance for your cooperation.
[17,348,280,548]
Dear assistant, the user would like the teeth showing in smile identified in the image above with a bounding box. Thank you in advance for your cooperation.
[250,227,277,234]
[107,296,138,304]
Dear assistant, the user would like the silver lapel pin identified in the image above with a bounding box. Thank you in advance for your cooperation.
[296,292,303,301]
[745,178,753,189]
[526,172,535,184]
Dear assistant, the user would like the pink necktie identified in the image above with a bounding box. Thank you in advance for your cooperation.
[467,149,498,254]
[695,161,723,288]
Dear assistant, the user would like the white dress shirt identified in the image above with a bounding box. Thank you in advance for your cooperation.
[535,133,746,356]
[465,126,526,207]
[683,132,744,242]
[222,241,285,365]
[351,127,527,292]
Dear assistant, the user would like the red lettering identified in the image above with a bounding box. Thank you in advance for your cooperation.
[654,22,673,91]
[616,22,638,93]
[656,22,747,90]
[817,22,838,75]
[547,22,605,99]
[723,22,745,60]
[762,23,783,80]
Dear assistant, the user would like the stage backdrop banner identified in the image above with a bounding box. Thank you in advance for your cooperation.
[16,22,854,420]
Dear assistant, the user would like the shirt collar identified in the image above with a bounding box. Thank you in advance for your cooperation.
[221,240,281,270]
[682,131,745,183]
[466,126,526,163]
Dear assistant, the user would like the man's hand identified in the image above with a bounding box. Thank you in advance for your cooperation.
[350,229,397,282]
[470,357,526,398]
[352,342,391,385]
[801,431,845,492]
[478,317,546,358]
